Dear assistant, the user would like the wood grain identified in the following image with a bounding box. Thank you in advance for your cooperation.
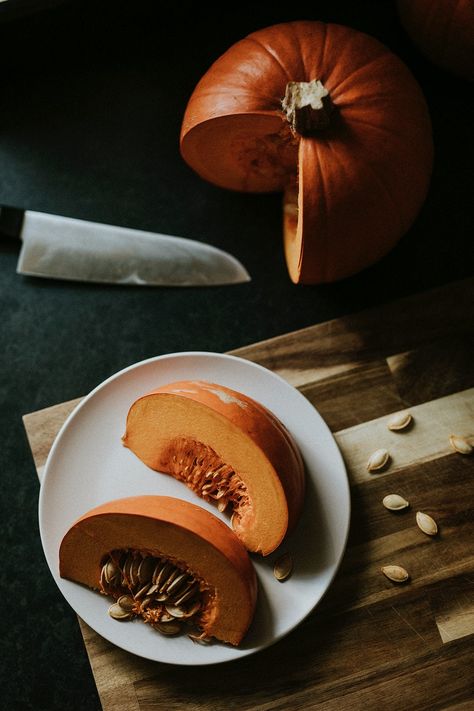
[23,278,474,711]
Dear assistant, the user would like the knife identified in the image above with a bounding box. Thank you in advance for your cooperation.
[0,206,250,286]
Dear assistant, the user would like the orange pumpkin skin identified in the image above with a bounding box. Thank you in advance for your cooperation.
[398,0,474,80]
[59,495,257,646]
[180,21,433,284]
[122,381,305,555]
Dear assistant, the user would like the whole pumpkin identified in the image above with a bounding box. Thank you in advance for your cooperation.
[398,0,474,81]
[180,21,433,284]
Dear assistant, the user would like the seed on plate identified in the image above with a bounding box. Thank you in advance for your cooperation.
[387,411,413,431]
[154,621,182,636]
[381,565,409,583]
[416,511,438,536]
[188,632,212,645]
[367,449,390,472]
[273,552,293,582]
[382,494,410,511]
[108,602,133,620]
[449,435,472,455]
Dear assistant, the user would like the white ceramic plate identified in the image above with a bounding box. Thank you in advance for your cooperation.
[39,352,350,665]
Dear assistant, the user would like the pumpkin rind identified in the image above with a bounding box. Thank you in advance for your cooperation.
[180,20,433,283]
[398,0,474,81]
[59,495,257,646]
[122,380,305,555]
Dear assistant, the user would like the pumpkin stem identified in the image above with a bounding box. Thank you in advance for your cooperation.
[282,79,333,135]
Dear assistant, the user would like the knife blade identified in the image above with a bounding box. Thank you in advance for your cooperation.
[0,206,250,286]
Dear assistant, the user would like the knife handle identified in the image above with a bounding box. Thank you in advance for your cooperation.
[0,206,24,241]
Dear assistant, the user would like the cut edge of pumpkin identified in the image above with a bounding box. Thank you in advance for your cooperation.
[180,112,297,193]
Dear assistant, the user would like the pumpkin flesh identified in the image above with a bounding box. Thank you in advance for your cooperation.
[59,495,257,646]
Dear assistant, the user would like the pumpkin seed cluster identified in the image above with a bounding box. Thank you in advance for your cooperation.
[167,437,249,519]
[100,550,211,643]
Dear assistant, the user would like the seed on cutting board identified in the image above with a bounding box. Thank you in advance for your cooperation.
[382,494,409,511]
[367,449,390,472]
[381,565,409,583]
[416,511,438,536]
[387,412,413,431]
[273,552,293,581]
[449,435,472,455]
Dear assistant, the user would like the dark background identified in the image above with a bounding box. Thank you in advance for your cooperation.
[0,1,472,708]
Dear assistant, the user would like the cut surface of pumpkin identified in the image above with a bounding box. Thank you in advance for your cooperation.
[122,381,305,556]
[180,20,433,283]
[59,495,257,646]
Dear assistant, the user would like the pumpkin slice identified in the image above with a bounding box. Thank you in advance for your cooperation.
[59,495,257,646]
[180,21,433,283]
[122,381,305,556]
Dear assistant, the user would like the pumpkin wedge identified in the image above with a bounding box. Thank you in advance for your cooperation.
[122,381,305,555]
[180,20,433,284]
[59,495,257,646]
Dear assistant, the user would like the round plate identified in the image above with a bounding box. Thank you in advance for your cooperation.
[39,352,350,665]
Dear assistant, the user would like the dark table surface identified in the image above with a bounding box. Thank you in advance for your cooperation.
[0,1,472,709]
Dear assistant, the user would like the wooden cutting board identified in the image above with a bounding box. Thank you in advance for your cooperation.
[24,278,474,711]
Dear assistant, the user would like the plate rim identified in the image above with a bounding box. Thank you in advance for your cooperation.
[38,350,351,665]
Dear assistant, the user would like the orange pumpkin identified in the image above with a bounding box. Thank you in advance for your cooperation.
[180,21,433,284]
[122,380,305,555]
[398,0,474,80]
[59,495,257,646]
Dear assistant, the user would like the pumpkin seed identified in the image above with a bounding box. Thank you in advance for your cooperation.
[416,511,438,536]
[274,552,293,582]
[382,494,410,511]
[165,604,186,618]
[129,557,141,587]
[174,582,199,606]
[188,632,212,645]
[140,595,153,610]
[102,550,207,643]
[387,411,413,431]
[134,583,151,600]
[154,621,182,636]
[381,565,409,583]
[104,560,118,584]
[217,498,229,513]
[138,556,155,584]
[181,600,201,619]
[449,435,472,455]
[108,602,133,620]
[166,572,189,596]
[367,449,390,472]
[160,568,180,593]
[117,595,135,612]
[160,611,176,623]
